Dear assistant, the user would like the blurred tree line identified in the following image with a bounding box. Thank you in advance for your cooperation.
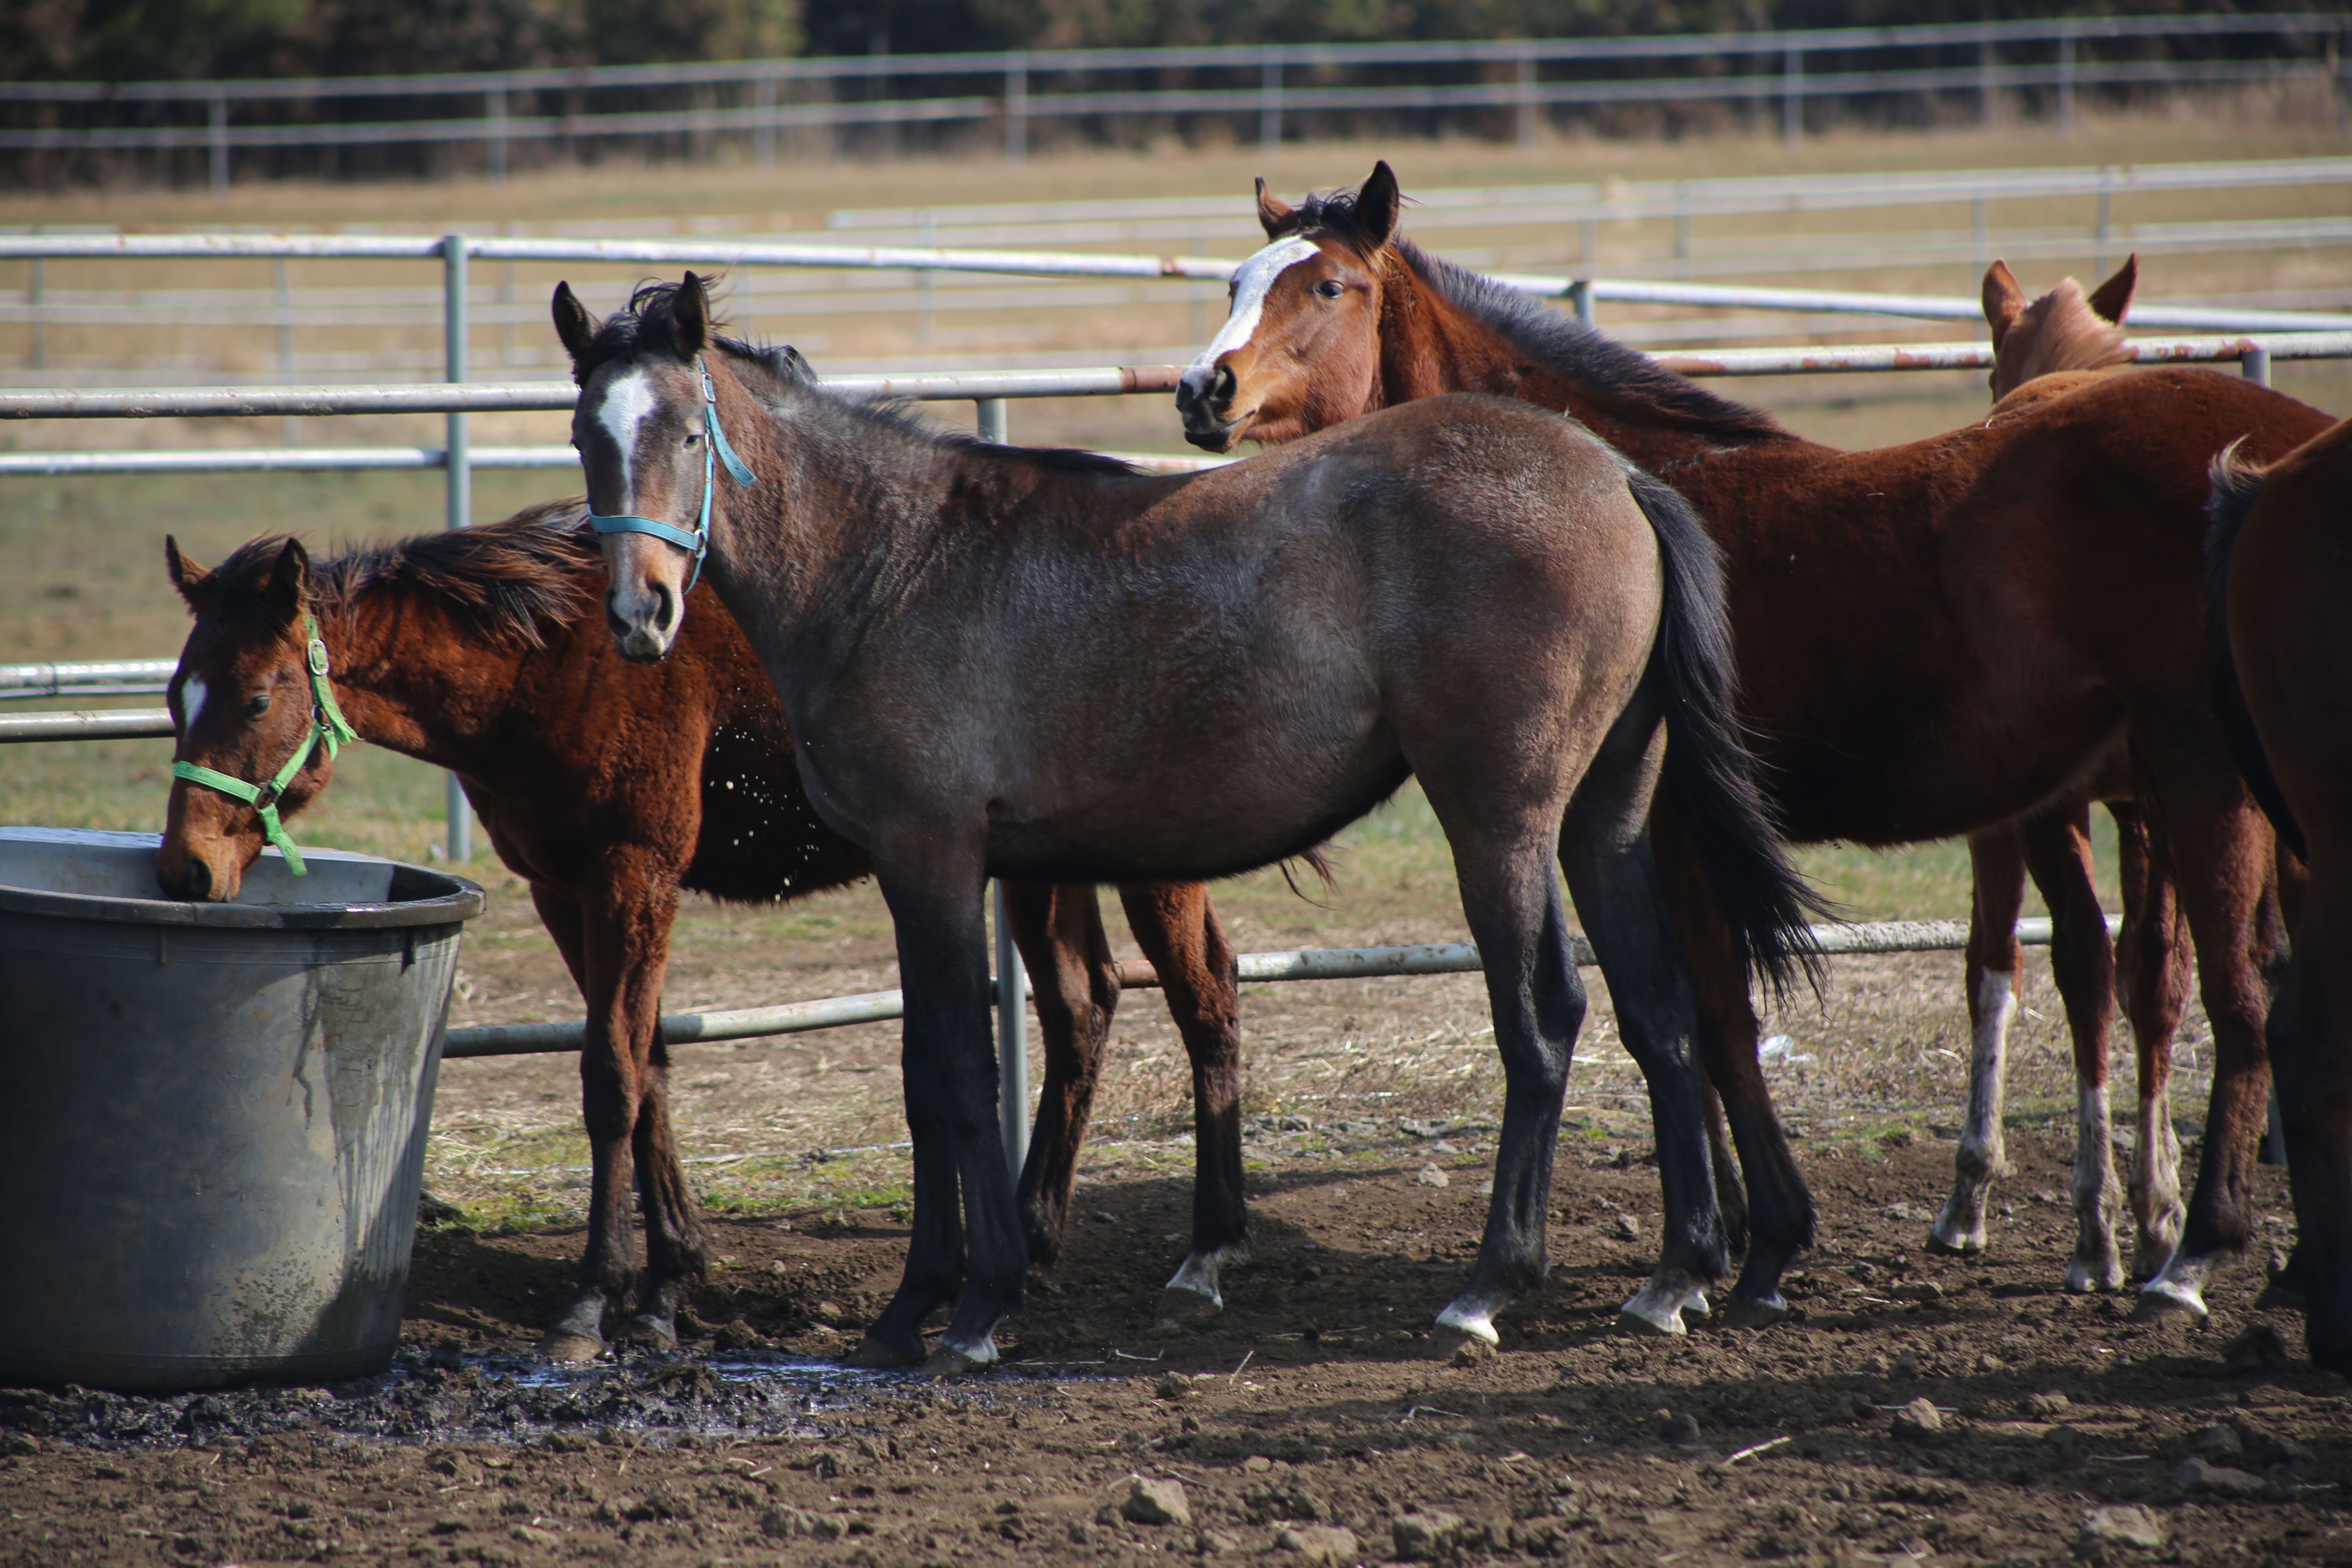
[2,0,2319,82]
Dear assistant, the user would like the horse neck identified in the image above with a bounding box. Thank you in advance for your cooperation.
[313,586,526,772]
[1375,256,1789,472]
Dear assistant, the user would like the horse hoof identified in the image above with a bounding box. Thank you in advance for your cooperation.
[538,1329,606,1364]
[1925,1227,1985,1256]
[922,1339,999,1378]
[851,1332,925,1369]
[620,1314,678,1350]
[2254,1281,2308,1313]
[1154,1285,1222,1333]
[2066,1256,2125,1294]
[1616,1303,1689,1337]
[1430,1325,1496,1365]
[1718,1292,1790,1330]
[2132,1281,2208,1323]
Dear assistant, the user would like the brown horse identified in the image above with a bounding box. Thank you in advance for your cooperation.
[2209,416,2352,1376]
[156,504,1254,1359]
[1177,163,2323,1324]
[1938,252,2198,1288]
[561,274,1822,1372]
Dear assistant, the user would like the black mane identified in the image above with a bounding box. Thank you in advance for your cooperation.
[216,501,602,648]
[581,278,1142,478]
[1276,183,1786,448]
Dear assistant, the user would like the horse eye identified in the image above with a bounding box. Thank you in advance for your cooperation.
[1315,279,1345,301]
[685,431,703,447]
[245,691,272,719]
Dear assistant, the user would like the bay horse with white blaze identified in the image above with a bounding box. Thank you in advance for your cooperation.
[557,274,1823,1372]
[156,504,1259,1358]
[2208,416,2352,1378]
[1178,164,2321,1325]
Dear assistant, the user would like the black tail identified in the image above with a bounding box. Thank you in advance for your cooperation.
[2204,442,2307,860]
[1628,465,1831,999]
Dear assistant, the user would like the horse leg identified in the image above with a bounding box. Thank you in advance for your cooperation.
[2024,805,2129,1291]
[857,853,1025,1375]
[1000,880,1121,1268]
[2111,797,2191,1278]
[2269,869,2352,1376]
[2132,763,2277,1321]
[533,880,686,1361]
[1928,827,2028,1260]
[1564,713,1731,1339]
[1118,882,1248,1329]
[1653,820,1809,1330]
[625,971,706,1348]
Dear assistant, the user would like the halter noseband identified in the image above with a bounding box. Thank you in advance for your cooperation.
[587,360,757,592]
[170,611,360,879]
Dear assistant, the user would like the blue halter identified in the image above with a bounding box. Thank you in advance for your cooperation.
[588,361,756,592]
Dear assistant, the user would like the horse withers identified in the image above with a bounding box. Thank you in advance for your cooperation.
[156,506,1258,1359]
[558,274,1822,1371]
[2208,417,2352,1378]
[1176,163,2322,1324]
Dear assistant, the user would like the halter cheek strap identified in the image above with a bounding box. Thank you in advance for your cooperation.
[170,611,360,878]
[587,361,757,593]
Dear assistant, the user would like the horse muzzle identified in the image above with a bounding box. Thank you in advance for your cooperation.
[1175,364,1248,452]
[606,581,679,664]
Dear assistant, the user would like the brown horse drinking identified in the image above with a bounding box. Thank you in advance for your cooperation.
[156,505,1258,1359]
[2209,416,2352,1378]
[560,274,1822,1372]
[1177,163,2325,1325]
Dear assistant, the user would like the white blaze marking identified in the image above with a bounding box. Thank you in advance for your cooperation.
[594,365,659,510]
[179,676,208,733]
[1187,237,1321,376]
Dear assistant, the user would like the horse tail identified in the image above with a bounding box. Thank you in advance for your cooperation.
[1626,463,1831,999]
[2204,440,2307,860]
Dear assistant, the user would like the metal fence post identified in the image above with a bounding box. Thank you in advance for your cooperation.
[975,397,1007,443]
[26,257,42,372]
[1516,50,1537,149]
[274,256,298,445]
[1568,277,1593,327]
[2058,31,2077,136]
[2094,183,2113,278]
[207,96,228,194]
[1005,52,1028,163]
[442,234,473,864]
[487,89,508,182]
[1782,48,1802,147]
[754,77,777,169]
[2241,345,2271,386]
[993,880,1029,1181]
[1979,39,1998,126]
[1260,53,1283,156]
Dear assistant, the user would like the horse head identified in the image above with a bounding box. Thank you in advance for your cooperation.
[555,271,756,663]
[1982,254,2137,404]
[1175,161,1403,452]
[157,534,341,901]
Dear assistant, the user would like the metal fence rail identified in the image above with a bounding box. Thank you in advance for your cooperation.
[441,918,2068,1059]
[6,14,2348,185]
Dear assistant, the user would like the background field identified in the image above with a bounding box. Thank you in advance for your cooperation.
[3,108,2339,1226]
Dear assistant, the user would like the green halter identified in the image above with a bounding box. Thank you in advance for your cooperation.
[170,611,360,878]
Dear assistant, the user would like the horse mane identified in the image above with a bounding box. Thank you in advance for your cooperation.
[1993,276,2131,392]
[579,278,1140,477]
[1272,184,1787,447]
[214,500,603,649]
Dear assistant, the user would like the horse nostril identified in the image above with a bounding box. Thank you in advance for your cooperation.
[180,856,212,900]
[653,582,678,633]
[1212,365,1236,406]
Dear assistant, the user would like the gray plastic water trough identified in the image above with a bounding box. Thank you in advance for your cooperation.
[0,827,482,1390]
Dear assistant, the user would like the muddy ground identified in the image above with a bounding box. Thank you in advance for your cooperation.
[3,1129,2343,1568]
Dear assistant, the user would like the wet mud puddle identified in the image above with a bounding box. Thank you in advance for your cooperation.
[0,1347,1092,1452]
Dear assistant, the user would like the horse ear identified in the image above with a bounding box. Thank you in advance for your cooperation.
[552,281,597,366]
[1981,259,2024,350]
[165,535,216,613]
[262,538,309,620]
[675,272,712,359]
[1255,177,1295,239]
[2089,252,2137,325]
[1354,161,1402,251]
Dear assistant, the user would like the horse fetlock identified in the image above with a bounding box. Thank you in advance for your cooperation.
[2132,1253,2215,1321]
[1928,1178,1991,1255]
[1618,1269,1709,1336]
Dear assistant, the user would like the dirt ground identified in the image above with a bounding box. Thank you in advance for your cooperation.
[1,1134,2341,1568]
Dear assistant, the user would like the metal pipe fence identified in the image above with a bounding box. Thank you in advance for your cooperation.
[5,15,2347,185]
